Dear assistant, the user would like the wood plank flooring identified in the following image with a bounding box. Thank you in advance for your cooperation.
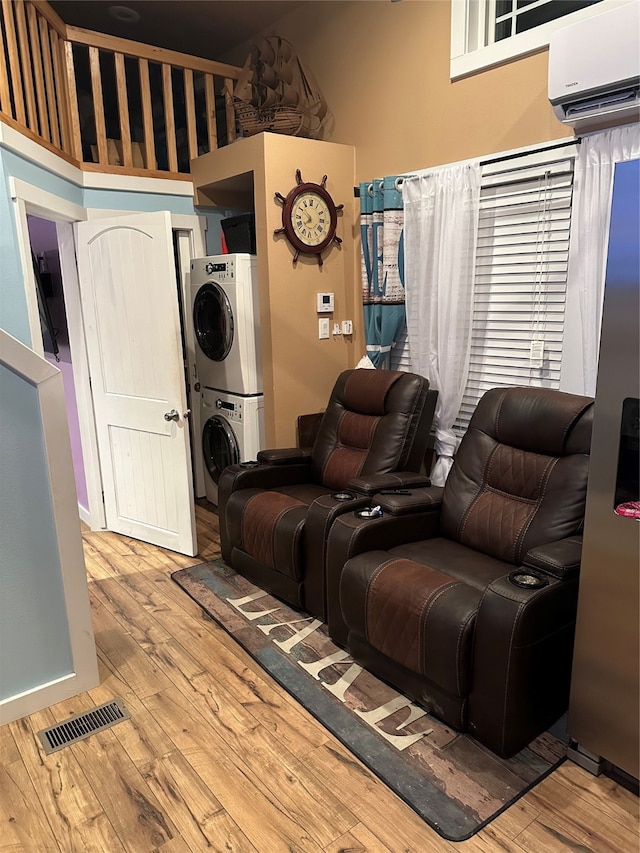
[2,502,638,852]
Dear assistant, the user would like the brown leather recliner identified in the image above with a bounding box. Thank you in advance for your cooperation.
[326,386,594,758]
[218,368,437,618]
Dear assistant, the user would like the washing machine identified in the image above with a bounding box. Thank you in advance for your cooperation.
[190,253,262,395]
[201,388,265,505]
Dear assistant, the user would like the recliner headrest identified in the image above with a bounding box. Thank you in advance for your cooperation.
[339,369,403,416]
[470,387,594,456]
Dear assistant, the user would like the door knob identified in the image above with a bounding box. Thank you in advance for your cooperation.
[164,409,179,422]
[183,409,191,419]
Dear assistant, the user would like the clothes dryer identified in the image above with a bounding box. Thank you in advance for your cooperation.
[190,254,262,395]
[201,388,265,506]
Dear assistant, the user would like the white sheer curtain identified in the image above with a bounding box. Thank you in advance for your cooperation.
[403,163,481,485]
[567,124,640,396]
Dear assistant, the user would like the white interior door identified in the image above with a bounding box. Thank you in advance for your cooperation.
[76,211,197,556]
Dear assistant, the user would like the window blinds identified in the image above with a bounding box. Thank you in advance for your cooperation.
[389,326,411,372]
[455,149,576,433]
[388,144,577,435]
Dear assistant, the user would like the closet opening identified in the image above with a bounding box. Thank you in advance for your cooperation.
[26,214,89,523]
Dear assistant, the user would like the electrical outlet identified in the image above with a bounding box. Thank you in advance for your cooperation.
[342,320,353,335]
[319,317,330,339]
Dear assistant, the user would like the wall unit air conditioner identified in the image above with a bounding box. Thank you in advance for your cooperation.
[548,1,640,130]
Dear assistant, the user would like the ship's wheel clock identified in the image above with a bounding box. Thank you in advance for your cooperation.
[274,169,343,266]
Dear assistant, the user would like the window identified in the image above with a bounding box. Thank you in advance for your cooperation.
[454,145,576,433]
[492,0,602,43]
[389,141,578,437]
[450,0,617,79]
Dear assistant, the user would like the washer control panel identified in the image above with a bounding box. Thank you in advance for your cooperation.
[192,257,236,282]
[215,397,242,421]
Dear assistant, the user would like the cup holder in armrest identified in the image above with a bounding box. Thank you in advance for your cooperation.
[354,505,383,520]
[509,570,549,589]
[239,460,260,468]
[333,491,356,502]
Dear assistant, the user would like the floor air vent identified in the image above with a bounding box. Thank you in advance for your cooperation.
[37,698,131,755]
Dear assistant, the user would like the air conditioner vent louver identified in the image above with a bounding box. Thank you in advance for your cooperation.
[37,698,130,754]
[563,87,640,120]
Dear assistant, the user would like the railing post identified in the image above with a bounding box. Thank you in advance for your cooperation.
[0,13,12,115]
[138,58,156,171]
[27,2,49,142]
[223,77,236,145]
[204,73,217,154]
[88,45,108,164]
[14,0,39,133]
[62,39,82,161]
[49,30,71,155]
[2,0,26,124]
[38,13,61,148]
[161,62,178,172]
[114,52,133,167]
[183,68,198,162]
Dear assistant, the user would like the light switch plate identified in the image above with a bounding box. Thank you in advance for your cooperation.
[319,317,330,339]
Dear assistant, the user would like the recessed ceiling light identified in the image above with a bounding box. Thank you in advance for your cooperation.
[109,6,141,23]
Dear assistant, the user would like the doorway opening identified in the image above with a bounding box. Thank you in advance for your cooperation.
[26,214,90,523]
[13,176,206,554]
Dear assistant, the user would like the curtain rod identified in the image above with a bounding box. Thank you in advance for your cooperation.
[353,137,581,195]
[479,136,581,168]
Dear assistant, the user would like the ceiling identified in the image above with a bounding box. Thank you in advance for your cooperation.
[49,1,306,62]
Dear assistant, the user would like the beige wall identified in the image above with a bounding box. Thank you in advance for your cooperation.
[255,0,569,180]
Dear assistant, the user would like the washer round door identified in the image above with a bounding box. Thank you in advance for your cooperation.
[202,415,240,483]
[193,282,234,361]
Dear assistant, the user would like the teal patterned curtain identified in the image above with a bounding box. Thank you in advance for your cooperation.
[360,176,406,368]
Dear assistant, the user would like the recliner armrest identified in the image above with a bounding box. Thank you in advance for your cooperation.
[374,485,444,516]
[469,570,580,757]
[522,535,583,580]
[218,459,314,562]
[257,447,313,465]
[346,471,431,495]
[219,460,312,495]
[325,502,442,646]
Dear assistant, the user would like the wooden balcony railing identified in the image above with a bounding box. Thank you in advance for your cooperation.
[0,0,242,178]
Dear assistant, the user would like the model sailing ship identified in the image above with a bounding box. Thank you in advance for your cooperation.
[230,37,327,139]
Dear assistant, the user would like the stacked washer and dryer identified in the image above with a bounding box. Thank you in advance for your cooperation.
[190,254,265,505]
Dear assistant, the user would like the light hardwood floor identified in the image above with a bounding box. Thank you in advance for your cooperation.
[2,502,638,853]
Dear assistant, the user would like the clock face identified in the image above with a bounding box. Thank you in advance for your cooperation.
[274,171,343,266]
[291,191,329,247]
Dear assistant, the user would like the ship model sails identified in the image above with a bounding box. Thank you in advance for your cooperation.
[231,37,327,138]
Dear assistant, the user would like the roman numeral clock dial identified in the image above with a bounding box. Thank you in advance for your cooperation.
[274,169,343,266]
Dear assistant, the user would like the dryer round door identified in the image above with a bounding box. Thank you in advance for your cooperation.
[193,282,234,361]
[202,415,240,483]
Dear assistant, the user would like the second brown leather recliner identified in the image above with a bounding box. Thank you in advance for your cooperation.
[218,368,437,618]
[326,386,594,757]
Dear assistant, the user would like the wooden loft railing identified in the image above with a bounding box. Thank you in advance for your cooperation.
[0,0,242,179]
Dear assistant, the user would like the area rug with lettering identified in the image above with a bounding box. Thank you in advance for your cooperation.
[171,559,567,842]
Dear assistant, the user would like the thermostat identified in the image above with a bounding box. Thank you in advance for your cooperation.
[317,292,334,313]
